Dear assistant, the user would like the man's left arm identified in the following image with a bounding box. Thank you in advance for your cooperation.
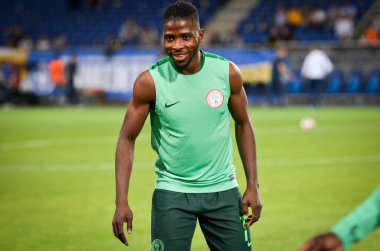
[228,61,262,224]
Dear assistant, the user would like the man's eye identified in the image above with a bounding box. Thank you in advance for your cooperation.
[183,35,191,40]
[165,36,174,41]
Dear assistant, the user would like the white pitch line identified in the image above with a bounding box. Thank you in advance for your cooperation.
[0,162,156,172]
[0,135,151,150]
[0,156,379,172]
[0,139,53,150]
[1,125,378,150]
[255,125,380,135]
[259,156,380,167]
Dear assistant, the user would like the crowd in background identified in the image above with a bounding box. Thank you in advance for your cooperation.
[4,26,68,52]
[269,1,359,44]
[0,62,22,105]
[0,55,78,106]
[2,0,379,53]
[0,0,379,107]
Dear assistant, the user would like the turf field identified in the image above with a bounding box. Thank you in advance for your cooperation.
[0,106,379,251]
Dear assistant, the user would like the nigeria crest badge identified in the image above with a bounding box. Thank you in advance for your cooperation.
[151,239,164,251]
[206,89,224,108]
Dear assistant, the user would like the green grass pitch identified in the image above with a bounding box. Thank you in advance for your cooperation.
[0,106,379,251]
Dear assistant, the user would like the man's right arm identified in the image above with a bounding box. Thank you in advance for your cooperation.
[112,70,155,246]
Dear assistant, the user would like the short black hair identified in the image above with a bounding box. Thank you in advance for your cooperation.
[163,1,200,27]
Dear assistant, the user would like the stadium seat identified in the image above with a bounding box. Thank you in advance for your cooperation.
[286,70,303,94]
[0,0,223,47]
[346,69,363,93]
[326,70,344,94]
[365,69,380,94]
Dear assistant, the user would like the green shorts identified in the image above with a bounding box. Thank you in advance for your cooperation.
[151,187,251,251]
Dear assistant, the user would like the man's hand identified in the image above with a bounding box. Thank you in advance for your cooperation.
[300,232,344,251]
[242,185,262,225]
[112,202,133,246]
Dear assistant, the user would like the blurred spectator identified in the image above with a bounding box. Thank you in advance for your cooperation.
[104,35,121,58]
[279,26,294,41]
[338,1,357,20]
[327,3,339,27]
[209,31,224,47]
[225,29,244,48]
[36,36,52,51]
[300,5,313,27]
[268,27,280,46]
[286,7,303,30]
[49,56,66,86]
[301,46,333,107]
[65,55,78,104]
[118,18,141,46]
[0,63,5,103]
[52,35,68,51]
[334,1,357,40]
[1,63,21,105]
[4,26,25,48]
[268,26,294,47]
[208,30,244,48]
[309,8,328,30]
[274,4,287,27]
[334,15,354,40]
[48,56,66,104]
[361,22,379,46]
[327,3,338,27]
[140,26,159,49]
[270,47,293,106]
[18,35,34,51]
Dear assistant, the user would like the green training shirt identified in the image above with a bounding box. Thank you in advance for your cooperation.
[148,51,238,193]
[331,185,380,250]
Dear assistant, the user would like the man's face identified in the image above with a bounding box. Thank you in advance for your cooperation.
[163,18,204,72]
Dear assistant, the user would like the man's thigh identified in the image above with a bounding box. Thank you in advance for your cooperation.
[198,188,252,251]
[151,189,197,251]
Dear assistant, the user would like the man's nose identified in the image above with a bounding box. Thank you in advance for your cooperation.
[172,38,183,50]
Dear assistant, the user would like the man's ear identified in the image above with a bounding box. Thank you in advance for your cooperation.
[199,29,205,43]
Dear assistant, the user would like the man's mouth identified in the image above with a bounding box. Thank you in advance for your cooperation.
[171,52,188,61]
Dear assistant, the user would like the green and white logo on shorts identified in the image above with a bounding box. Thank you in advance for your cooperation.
[151,239,164,251]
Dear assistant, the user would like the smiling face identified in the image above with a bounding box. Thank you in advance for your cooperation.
[163,18,204,74]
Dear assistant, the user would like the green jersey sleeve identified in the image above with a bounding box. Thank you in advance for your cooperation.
[331,186,380,250]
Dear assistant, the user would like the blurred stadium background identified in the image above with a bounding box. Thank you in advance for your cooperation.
[0,0,379,251]
[0,0,379,105]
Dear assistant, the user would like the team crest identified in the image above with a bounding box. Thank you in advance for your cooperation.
[206,89,224,108]
[151,239,164,251]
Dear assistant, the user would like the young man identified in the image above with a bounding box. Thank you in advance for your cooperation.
[112,1,262,250]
